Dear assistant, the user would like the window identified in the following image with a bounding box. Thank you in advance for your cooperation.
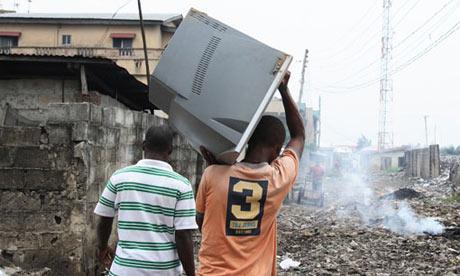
[62,35,71,45]
[0,36,18,48]
[112,38,133,49]
[113,38,133,56]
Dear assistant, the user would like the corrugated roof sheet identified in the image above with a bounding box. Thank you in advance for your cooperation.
[0,13,181,23]
[0,53,154,111]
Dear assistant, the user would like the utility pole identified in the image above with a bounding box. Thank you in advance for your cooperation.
[297,49,309,105]
[137,0,150,89]
[378,0,393,151]
[424,115,429,146]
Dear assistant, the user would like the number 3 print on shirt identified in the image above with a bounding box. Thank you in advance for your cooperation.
[226,177,268,236]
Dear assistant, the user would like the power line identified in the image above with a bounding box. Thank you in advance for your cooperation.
[393,0,422,28]
[394,0,456,48]
[315,0,415,65]
[96,0,135,46]
[314,0,381,57]
[314,0,425,78]
[393,18,460,74]
[314,17,460,95]
[314,1,460,92]
[392,0,460,61]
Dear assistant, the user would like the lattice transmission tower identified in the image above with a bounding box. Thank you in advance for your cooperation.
[378,0,394,151]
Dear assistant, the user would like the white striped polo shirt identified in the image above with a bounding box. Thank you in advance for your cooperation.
[94,159,198,276]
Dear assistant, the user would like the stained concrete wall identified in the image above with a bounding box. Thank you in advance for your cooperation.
[449,162,460,189]
[0,79,129,110]
[0,101,202,275]
[405,145,440,179]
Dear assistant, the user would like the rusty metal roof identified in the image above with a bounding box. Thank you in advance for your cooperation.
[0,53,155,111]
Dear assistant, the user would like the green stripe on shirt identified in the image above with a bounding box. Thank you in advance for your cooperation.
[99,196,115,208]
[118,202,175,216]
[115,166,190,186]
[114,255,180,270]
[116,182,180,198]
[118,221,175,234]
[179,191,194,200]
[175,209,196,217]
[118,240,176,251]
[106,180,117,194]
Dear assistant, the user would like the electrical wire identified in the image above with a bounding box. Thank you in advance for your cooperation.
[315,0,422,73]
[314,0,381,56]
[96,0,135,47]
[313,1,460,93]
[314,18,460,95]
[393,18,460,74]
[394,0,456,48]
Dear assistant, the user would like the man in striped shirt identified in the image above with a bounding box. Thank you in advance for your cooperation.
[94,125,197,276]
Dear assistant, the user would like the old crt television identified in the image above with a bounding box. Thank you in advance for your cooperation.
[150,8,292,164]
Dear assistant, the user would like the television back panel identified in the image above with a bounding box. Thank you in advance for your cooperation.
[150,8,291,164]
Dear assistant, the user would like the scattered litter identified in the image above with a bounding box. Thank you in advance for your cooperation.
[279,258,300,270]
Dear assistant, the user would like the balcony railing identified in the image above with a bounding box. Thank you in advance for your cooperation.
[0,46,163,60]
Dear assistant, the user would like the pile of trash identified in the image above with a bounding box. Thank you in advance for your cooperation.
[276,171,460,275]
[0,253,50,276]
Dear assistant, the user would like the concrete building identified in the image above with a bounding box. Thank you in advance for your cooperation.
[0,54,202,275]
[359,146,408,171]
[0,13,182,84]
[265,98,320,149]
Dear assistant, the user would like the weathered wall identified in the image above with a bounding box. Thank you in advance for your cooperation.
[449,162,460,189]
[405,145,440,179]
[0,102,201,275]
[0,79,129,110]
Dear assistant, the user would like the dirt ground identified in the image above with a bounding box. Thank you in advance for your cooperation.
[276,170,460,275]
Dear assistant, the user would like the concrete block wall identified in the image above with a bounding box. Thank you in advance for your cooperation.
[405,145,440,179]
[0,102,202,275]
[0,79,129,110]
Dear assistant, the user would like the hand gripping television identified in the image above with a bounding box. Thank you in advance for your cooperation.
[149,8,292,164]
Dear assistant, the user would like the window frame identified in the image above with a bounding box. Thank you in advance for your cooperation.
[0,36,19,48]
[62,34,72,46]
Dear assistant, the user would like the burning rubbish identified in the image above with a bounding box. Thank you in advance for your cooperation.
[331,173,445,236]
[275,163,460,275]
[382,201,444,235]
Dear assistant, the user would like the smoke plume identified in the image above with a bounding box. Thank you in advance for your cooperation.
[333,173,444,235]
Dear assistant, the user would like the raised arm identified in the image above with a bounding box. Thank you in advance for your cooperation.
[278,72,305,158]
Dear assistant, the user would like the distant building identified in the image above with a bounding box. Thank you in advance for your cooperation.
[359,145,409,171]
[0,13,182,84]
[265,98,320,150]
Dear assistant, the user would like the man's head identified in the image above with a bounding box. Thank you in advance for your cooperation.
[247,115,286,163]
[143,125,174,160]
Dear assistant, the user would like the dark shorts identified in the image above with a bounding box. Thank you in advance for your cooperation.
[312,180,322,192]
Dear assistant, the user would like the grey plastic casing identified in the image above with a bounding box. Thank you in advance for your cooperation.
[149,8,292,164]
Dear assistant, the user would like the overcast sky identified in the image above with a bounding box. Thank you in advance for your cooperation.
[4,0,460,147]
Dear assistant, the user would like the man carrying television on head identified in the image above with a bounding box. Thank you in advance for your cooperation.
[196,71,305,275]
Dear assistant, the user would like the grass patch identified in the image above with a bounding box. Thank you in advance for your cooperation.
[444,193,460,204]
[384,167,401,174]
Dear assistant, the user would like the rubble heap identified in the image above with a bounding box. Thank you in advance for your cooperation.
[276,170,460,275]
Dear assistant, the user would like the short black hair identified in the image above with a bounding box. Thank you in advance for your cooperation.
[144,125,174,153]
[248,115,285,148]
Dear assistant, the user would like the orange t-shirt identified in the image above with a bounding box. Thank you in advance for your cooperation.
[196,149,299,276]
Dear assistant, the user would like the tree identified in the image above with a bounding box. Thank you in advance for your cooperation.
[356,135,372,150]
[441,145,460,155]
